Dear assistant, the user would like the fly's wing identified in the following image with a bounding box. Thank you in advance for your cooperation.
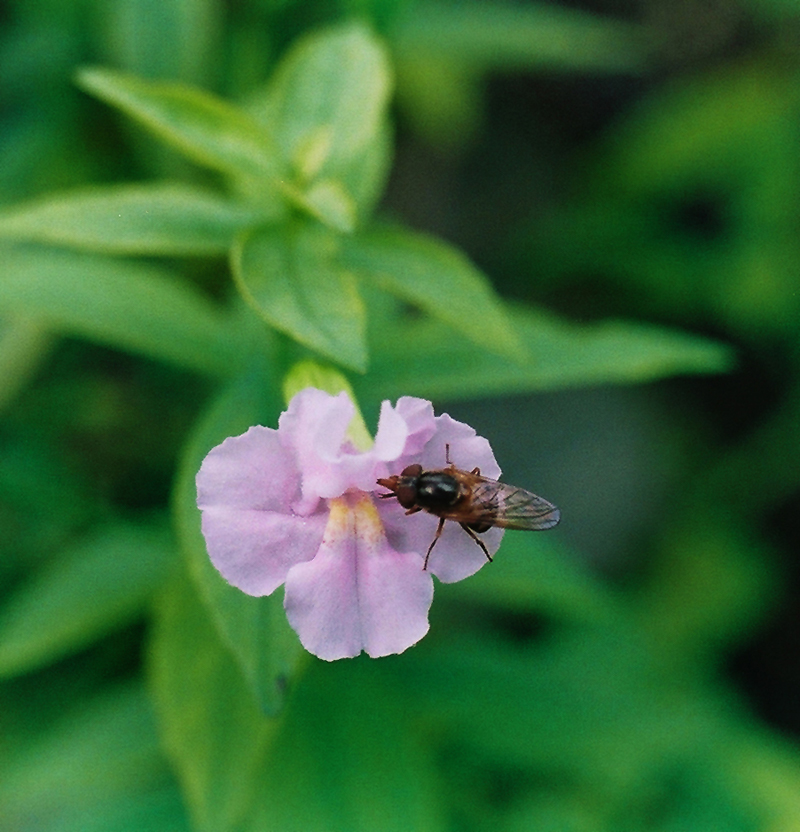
[469,477,560,530]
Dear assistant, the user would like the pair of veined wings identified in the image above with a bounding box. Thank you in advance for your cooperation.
[445,469,561,530]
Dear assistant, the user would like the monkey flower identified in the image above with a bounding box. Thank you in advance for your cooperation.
[196,388,503,661]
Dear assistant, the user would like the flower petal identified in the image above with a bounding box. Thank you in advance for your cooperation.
[278,388,388,506]
[375,409,504,582]
[419,413,501,479]
[278,389,353,512]
[284,495,434,660]
[377,497,504,583]
[371,399,412,462]
[201,507,327,596]
[372,396,437,463]
[279,388,353,462]
[197,426,297,512]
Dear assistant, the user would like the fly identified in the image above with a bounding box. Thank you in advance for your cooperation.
[377,445,560,569]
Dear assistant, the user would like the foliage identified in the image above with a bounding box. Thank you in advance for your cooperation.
[1,1,799,830]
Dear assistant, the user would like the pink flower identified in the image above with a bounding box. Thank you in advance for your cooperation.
[196,388,504,661]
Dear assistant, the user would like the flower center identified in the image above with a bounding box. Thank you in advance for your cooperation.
[324,493,386,550]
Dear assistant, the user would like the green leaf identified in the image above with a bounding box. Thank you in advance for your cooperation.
[103,0,221,86]
[359,301,733,401]
[0,519,175,678]
[635,511,779,665]
[338,120,393,222]
[390,1,645,73]
[173,357,305,714]
[379,625,729,789]
[148,570,280,832]
[0,244,253,376]
[277,177,358,234]
[233,223,367,372]
[0,316,54,413]
[282,358,356,404]
[442,533,618,625]
[0,434,94,577]
[244,90,392,227]
[286,125,393,231]
[76,67,282,186]
[260,22,392,183]
[298,178,357,233]
[149,576,445,832]
[343,225,522,359]
[0,182,268,255]
[250,661,445,832]
[0,680,187,832]
[243,22,393,230]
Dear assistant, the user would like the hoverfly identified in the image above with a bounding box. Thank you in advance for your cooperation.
[377,445,560,570]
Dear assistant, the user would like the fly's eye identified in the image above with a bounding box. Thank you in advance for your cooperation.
[401,464,422,477]
[395,483,417,509]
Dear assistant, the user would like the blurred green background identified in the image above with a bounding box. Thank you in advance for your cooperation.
[2,1,800,830]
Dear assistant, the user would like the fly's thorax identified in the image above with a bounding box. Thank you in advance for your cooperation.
[415,471,463,512]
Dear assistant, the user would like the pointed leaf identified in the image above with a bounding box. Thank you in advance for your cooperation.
[149,571,279,832]
[233,223,367,372]
[251,661,445,832]
[76,67,282,184]
[342,225,522,358]
[244,88,392,226]
[390,2,645,72]
[0,182,267,255]
[0,519,176,678]
[0,681,184,831]
[339,120,393,221]
[0,317,54,412]
[261,22,392,181]
[244,23,393,230]
[103,0,221,85]
[359,301,733,401]
[149,576,445,832]
[173,357,304,714]
[0,244,253,376]
[299,178,357,233]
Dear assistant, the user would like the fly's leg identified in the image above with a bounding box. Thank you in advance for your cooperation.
[460,523,493,562]
[423,519,494,570]
[445,443,481,476]
[423,517,446,570]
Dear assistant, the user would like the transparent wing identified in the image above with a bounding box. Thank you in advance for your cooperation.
[469,477,560,530]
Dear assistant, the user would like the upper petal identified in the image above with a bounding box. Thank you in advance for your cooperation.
[418,413,501,480]
[371,399,412,462]
[279,388,354,462]
[197,426,298,512]
[392,397,437,456]
[374,408,504,582]
[279,388,386,508]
